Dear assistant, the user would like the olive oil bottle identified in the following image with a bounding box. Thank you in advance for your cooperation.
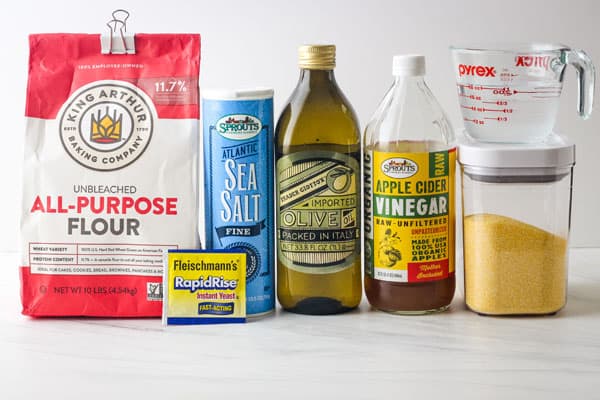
[275,45,361,315]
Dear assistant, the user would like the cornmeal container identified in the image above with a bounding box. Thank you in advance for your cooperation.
[458,133,574,315]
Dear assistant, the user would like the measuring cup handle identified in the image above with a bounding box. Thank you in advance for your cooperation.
[565,49,595,119]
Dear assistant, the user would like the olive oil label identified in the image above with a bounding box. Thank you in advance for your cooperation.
[365,149,455,282]
[277,151,360,274]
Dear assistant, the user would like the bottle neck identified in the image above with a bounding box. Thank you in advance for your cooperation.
[393,75,425,85]
[298,68,337,88]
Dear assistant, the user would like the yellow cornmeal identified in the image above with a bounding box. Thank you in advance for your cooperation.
[464,213,567,315]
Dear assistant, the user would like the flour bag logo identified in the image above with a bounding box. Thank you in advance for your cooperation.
[58,80,155,171]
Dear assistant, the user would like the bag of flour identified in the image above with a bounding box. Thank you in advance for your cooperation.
[20,33,200,316]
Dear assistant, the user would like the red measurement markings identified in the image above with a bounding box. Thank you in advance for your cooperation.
[461,105,513,113]
[461,86,514,95]
[464,117,485,125]
[513,89,562,94]
[457,83,489,90]
[483,101,508,105]
[484,108,513,113]
[459,93,482,100]
[458,83,501,91]
[485,117,509,122]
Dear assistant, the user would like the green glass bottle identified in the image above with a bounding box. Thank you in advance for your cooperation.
[275,44,362,315]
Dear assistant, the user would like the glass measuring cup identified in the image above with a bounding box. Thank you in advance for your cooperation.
[450,44,594,143]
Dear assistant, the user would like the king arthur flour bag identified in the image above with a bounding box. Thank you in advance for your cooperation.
[20,33,201,316]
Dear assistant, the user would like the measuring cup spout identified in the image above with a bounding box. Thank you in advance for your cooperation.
[565,49,595,120]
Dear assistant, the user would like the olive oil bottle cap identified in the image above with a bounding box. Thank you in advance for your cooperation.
[298,45,336,70]
[393,54,426,76]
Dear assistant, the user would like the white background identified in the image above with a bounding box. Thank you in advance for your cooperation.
[1,0,598,251]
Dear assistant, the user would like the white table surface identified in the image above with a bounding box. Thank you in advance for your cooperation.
[1,250,600,399]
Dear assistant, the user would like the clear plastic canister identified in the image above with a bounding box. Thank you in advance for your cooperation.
[458,134,575,315]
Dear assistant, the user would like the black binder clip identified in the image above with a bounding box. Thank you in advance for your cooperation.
[100,9,135,54]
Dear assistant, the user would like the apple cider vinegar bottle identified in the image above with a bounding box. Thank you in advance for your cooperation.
[364,55,456,314]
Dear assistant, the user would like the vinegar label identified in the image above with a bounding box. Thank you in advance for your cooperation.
[277,151,360,274]
[365,149,455,282]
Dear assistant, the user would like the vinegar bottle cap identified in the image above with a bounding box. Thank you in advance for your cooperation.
[393,54,426,76]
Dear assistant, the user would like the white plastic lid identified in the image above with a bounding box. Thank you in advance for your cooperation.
[202,88,273,100]
[458,131,575,169]
[393,54,426,76]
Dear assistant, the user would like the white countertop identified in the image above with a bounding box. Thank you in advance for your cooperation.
[1,250,600,399]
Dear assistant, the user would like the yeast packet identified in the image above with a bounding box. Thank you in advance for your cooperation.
[163,250,246,325]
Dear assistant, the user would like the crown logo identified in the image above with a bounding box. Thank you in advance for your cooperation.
[91,107,122,143]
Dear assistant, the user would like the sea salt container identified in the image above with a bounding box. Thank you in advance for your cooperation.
[458,133,574,315]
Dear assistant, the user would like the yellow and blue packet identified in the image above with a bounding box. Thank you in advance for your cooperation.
[163,250,246,325]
